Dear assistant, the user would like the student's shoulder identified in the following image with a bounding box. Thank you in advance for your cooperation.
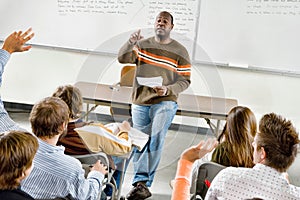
[218,165,251,179]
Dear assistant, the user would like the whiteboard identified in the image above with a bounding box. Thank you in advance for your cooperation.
[0,0,199,56]
[195,0,300,74]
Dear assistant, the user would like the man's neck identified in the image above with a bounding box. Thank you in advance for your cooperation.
[154,36,172,44]
[40,134,60,146]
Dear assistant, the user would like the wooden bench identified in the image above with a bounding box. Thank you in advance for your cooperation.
[74,81,238,136]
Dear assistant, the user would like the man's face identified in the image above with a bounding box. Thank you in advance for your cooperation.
[154,13,174,39]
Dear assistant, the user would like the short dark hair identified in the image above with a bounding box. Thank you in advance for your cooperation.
[0,131,38,189]
[159,11,174,25]
[257,113,299,172]
[52,85,83,119]
[30,97,69,138]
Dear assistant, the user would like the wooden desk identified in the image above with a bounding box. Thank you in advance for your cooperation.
[74,81,238,136]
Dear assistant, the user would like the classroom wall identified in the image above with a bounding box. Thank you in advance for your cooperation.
[2,46,300,130]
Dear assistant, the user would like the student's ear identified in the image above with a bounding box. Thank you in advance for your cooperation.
[260,146,267,160]
[59,122,67,132]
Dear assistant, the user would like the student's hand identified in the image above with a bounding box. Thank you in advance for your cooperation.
[129,29,143,45]
[118,121,131,132]
[91,160,108,175]
[2,28,34,54]
[153,86,168,96]
[181,138,218,163]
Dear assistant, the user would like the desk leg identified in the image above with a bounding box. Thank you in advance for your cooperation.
[116,158,126,200]
[205,118,222,137]
[86,103,90,121]
[82,103,98,122]
[215,120,221,137]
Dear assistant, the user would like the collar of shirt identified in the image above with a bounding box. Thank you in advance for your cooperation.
[37,138,65,153]
[253,163,287,181]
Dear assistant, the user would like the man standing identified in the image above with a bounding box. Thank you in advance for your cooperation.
[118,11,191,199]
[0,28,34,132]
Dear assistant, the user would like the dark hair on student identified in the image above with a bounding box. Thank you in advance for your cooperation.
[222,106,257,167]
[158,11,174,25]
[0,131,38,190]
[52,85,83,119]
[257,113,299,172]
[30,97,69,138]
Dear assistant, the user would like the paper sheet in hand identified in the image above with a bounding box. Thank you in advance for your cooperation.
[136,76,163,87]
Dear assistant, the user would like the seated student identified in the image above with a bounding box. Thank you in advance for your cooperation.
[52,85,91,155]
[171,106,257,191]
[209,106,256,167]
[171,113,300,200]
[21,97,108,200]
[0,131,39,200]
[205,113,300,199]
[171,138,218,200]
[0,28,34,132]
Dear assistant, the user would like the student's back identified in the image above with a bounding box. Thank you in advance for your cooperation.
[21,97,107,200]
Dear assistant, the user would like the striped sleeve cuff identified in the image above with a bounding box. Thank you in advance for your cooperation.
[0,49,10,66]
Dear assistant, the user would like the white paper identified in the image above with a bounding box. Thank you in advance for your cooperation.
[105,123,149,151]
[136,76,163,87]
[75,125,131,147]
[75,123,149,150]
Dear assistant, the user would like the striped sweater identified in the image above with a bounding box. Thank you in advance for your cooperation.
[118,36,191,105]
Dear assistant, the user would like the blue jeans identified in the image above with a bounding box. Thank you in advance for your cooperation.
[131,101,177,187]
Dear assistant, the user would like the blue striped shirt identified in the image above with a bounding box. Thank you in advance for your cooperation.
[0,49,25,132]
[21,139,105,200]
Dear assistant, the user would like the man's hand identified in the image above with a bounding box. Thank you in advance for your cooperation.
[181,138,218,163]
[153,85,168,96]
[2,28,34,54]
[129,29,143,45]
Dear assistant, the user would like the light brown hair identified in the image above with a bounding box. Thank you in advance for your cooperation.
[257,113,299,172]
[52,85,83,119]
[223,106,257,167]
[30,97,69,138]
[0,131,38,189]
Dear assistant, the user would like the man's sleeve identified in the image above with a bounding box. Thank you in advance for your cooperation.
[118,41,137,64]
[70,166,105,200]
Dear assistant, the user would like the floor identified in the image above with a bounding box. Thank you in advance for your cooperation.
[8,108,211,200]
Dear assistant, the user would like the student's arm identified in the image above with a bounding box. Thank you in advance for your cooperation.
[171,139,218,200]
[70,160,108,200]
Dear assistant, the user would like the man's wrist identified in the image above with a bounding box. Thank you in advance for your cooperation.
[128,39,136,45]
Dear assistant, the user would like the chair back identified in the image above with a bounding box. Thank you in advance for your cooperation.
[119,65,135,87]
[110,65,135,122]
[72,152,109,166]
[191,162,226,200]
